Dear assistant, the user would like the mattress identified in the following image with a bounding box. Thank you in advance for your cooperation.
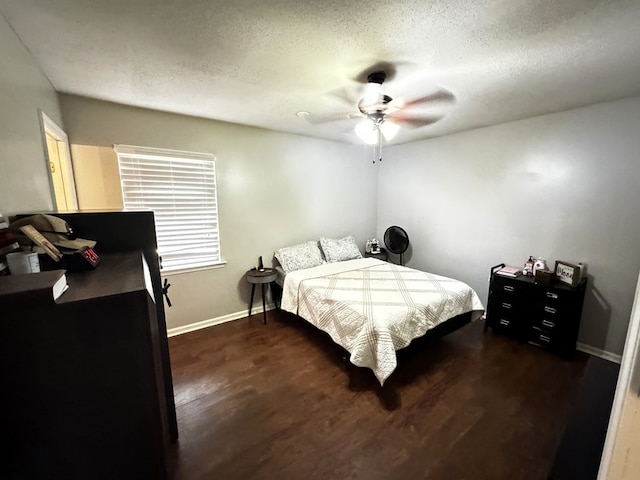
[281,257,484,385]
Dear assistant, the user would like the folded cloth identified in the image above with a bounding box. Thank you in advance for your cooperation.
[9,214,97,250]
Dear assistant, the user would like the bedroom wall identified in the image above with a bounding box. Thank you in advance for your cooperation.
[377,96,640,357]
[0,14,63,214]
[59,94,377,331]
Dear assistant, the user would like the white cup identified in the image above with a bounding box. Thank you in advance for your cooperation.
[6,252,40,274]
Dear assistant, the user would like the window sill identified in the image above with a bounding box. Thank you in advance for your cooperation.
[161,261,227,276]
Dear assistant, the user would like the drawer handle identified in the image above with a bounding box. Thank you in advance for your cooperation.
[501,302,512,309]
[503,285,515,292]
[540,334,551,343]
[544,306,557,314]
[546,292,559,299]
[542,319,555,328]
[499,319,510,326]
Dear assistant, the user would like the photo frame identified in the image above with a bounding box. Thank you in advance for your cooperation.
[554,260,580,286]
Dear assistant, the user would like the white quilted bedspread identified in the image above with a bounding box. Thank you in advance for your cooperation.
[281,258,484,385]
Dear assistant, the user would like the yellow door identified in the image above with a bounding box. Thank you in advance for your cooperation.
[46,132,68,210]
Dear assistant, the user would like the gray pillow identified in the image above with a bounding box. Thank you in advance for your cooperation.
[319,235,363,263]
[275,240,324,273]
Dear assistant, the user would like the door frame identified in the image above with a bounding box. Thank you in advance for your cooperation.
[598,269,640,479]
[40,111,78,211]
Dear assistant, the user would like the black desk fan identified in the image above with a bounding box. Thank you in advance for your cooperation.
[384,226,409,265]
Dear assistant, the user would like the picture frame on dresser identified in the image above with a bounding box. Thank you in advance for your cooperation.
[555,260,580,286]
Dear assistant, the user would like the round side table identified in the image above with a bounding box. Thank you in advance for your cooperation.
[246,268,277,324]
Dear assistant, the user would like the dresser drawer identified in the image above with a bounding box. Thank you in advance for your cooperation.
[532,301,574,319]
[488,299,527,336]
[491,275,535,298]
[489,296,529,315]
[488,296,528,326]
[528,326,576,354]
[528,326,557,348]
[535,286,581,308]
[530,316,564,333]
[487,276,532,339]
[492,315,526,337]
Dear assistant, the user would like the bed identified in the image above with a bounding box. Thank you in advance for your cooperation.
[277,241,484,385]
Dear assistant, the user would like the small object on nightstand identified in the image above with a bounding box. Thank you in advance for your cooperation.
[258,255,264,271]
[370,238,380,254]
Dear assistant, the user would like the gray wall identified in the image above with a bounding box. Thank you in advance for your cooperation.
[378,96,640,356]
[0,14,62,214]
[3,6,637,355]
[59,94,378,330]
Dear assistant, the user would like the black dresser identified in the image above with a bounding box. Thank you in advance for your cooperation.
[485,264,587,355]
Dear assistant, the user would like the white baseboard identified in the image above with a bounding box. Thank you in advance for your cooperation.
[167,303,276,337]
[577,342,622,364]
[169,316,623,366]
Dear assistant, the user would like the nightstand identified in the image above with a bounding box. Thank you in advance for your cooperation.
[246,268,277,324]
[365,247,388,262]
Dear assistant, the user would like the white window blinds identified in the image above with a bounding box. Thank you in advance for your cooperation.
[115,145,221,272]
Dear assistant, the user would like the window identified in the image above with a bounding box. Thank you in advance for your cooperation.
[115,145,222,272]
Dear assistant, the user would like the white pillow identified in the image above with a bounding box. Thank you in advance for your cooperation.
[275,240,324,273]
[319,235,363,263]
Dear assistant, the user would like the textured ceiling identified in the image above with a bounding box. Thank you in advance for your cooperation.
[2,0,640,145]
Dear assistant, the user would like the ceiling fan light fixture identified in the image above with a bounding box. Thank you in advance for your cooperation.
[362,82,382,106]
[355,119,379,145]
[380,120,399,141]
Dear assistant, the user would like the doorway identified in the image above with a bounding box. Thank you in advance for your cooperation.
[41,112,77,211]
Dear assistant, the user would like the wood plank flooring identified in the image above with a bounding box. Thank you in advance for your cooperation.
[167,310,588,480]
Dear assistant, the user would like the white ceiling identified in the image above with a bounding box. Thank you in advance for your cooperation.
[2,0,640,145]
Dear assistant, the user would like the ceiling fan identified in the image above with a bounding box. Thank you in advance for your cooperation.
[307,62,455,162]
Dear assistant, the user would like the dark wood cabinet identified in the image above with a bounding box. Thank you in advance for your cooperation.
[1,252,170,479]
[3,209,181,479]
[52,211,178,443]
[485,264,587,355]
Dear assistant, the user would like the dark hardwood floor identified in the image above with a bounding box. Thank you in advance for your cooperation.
[167,310,588,480]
